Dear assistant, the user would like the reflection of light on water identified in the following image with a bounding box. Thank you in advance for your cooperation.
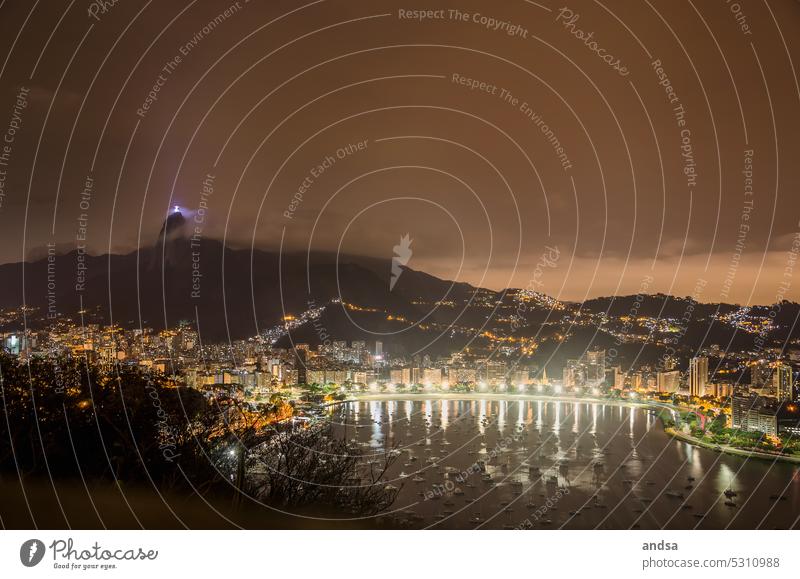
[479,400,487,435]
[369,401,382,447]
[388,400,396,439]
[687,445,701,471]
[337,398,792,527]
[573,403,580,434]
[425,400,432,429]
[553,401,561,434]
[717,462,735,492]
[498,400,507,432]
[629,406,635,436]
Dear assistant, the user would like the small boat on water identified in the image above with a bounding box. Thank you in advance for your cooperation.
[666,490,684,499]
[724,489,738,499]
[724,501,736,507]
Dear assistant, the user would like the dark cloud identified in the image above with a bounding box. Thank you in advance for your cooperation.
[0,0,798,304]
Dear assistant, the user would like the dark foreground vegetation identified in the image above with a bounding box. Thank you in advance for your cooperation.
[0,354,398,528]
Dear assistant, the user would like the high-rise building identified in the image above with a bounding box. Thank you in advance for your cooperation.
[294,348,307,385]
[484,361,507,384]
[750,360,772,389]
[331,340,348,361]
[689,356,708,397]
[731,394,778,436]
[423,368,442,385]
[450,368,477,384]
[585,349,606,384]
[613,368,625,389]
[563,359,586,389]
[774,363,794,401]
[708,382,734,399]
[510,370,529,385]
[657,370,681,393]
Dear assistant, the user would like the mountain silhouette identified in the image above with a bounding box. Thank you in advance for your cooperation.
[0,228,798,356]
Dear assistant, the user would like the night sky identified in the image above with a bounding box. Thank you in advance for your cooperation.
[0,0,798,304]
